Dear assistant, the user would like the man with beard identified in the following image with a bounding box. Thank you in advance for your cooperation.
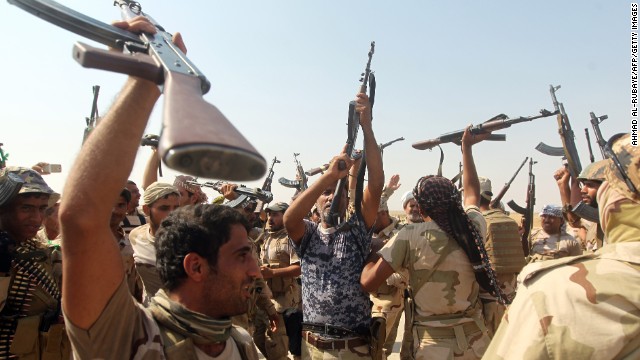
[284,92,383,359]
[0,167,70,359]
[528,205,582,262]
[555,160,608,252]
[485,133,640,359]
[59,17,259,359]
[129,182,180,304]
[400,190,423,224]
[256,202,302,360]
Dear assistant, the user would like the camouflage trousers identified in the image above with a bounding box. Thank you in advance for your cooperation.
[254,309,290,360]
[412,321,490,360]
[481,300,506,338]
[371,306,403,358]
[301,334,371,360]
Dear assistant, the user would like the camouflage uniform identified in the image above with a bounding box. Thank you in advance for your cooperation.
[528,227,582,262]
[371,216,408,359]
[484,133,640,360]
[378,206,491,360]
[255,227,302,360]
[479,209,524,337]
[0,167,70,359]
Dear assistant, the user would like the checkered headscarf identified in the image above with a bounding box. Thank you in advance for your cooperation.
[413,175,508,304]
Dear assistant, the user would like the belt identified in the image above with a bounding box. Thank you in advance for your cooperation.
[301,322,357,338]
[302,331,368,351]
[415,321,480,338]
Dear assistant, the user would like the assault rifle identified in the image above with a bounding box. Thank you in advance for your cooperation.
[327,41,375,229]
[186,180,273,208]
[507,157,537,257]
[490,157,528,209]
[304,152,362,177]
[278,153,308,194]
[585,128,595,163]
[304,136,402,177]
[589,112,609,159]
[254,156,280,213]
[450,162,463,189]
[82,85,100,145]
[535,85,582,179]
[379,136,405,154]
[412,110,558,150]
[8,0,266,181]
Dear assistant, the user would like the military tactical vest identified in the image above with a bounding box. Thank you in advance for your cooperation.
[0,233,68,359]
[483,210,526,275]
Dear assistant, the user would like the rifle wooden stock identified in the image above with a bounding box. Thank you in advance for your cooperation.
[161,72,265,180]
[490,156,528,208]
[10,0,267,181]
[412,110,557,150]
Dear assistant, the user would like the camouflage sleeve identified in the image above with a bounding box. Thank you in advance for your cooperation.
[378,227,410,272]
[464,205,487,239]
[291,219,316,259]
[485,248,640,360]
[254,278,277,317]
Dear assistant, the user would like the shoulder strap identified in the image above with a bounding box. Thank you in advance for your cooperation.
[158,326,198,360]
[230,326,259,360]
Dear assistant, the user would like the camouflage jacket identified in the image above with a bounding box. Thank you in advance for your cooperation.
[379,207,487,326]
[258,228,301,312]
[484,242,640,359]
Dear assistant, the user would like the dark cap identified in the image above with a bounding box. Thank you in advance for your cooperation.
[266,202,289,213]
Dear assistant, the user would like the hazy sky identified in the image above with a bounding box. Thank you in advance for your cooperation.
[0,0,629,212]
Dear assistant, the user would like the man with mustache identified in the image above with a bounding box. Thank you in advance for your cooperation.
[527,204,582,262]
[60,18,260,359]
[485,133,640,359]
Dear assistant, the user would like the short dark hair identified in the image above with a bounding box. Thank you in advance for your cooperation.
[120,188,132,204]
[155,204,250,291]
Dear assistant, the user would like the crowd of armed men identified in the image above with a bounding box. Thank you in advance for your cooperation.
[1,18,639,360]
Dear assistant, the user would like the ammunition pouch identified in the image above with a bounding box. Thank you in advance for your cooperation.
[9,315,70,360]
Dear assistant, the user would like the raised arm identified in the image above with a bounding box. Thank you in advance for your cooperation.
[284,151,352,244]
[460,126,489,207]
[357,93,384,228]
[59,18,165,330]
[141,147,159,190]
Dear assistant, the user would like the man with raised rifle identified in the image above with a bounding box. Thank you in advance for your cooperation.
[284,92,383,359]
[476,176,525,336]
[60,18,260,359]
[485,133,640,359]
[554,161,608,253]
